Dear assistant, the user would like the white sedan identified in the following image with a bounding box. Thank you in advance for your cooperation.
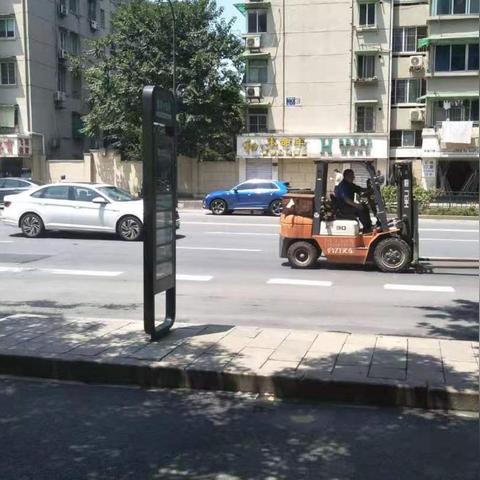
[1,183,148,241]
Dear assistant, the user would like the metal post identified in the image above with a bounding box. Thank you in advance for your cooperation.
[163,0,176,100]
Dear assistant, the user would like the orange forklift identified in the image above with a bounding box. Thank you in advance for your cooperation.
[279,160,419,273]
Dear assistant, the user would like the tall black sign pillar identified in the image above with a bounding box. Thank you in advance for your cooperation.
[143,86,176,340]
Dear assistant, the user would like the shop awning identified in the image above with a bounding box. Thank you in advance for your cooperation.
[417,92,479,101]
[240,51,271,60]
[418,33,479,48]
[234,2,270,14]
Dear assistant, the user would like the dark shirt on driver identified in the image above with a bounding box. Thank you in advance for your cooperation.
[334,180,364,209]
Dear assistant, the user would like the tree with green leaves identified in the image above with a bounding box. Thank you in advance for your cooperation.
[73,0,244,160]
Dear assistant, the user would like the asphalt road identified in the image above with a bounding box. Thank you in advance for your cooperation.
[0,211,478,340]
[0,376,477,480]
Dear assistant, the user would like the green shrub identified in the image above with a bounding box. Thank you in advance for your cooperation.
[423,206,479,217]
[380,185,440,213]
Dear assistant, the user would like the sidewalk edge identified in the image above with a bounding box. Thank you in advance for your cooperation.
[0,352,477,412]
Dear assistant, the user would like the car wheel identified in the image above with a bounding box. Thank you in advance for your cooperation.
[287,241,319,269]
[117,215,143,241]
[210,199,227,215]
[373,237,411,273]
[20,213,44,238]
[269,199,283,216]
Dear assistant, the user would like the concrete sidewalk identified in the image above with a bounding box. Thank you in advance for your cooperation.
[0,314,478,411]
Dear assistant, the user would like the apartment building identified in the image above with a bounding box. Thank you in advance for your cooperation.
[0,0,123,179]
[236,0,479,192]
[420,0,479,193]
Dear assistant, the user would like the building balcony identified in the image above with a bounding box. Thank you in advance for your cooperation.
[354,76,378,85]
[0,134,32,158]
[422,121,479,158]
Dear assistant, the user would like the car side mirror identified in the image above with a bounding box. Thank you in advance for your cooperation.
[233,188,238,193]
[92,196,108,204]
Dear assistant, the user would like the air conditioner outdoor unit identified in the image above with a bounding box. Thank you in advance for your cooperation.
[54,91,66,103]
[410,109,425,123]
[90,19,98,31]
[409,55,424,71]
[245,84,261,99]
[58,48,67,60]
[245,35,261,50]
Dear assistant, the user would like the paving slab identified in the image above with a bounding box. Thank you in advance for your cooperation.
[0,315,478,412]
[308,332,348,353]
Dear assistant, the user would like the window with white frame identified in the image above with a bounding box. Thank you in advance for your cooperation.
[57,64,66,92]
[357,55,375,78]
[356,105,375,132]
[434,44,479,72]
[0,61,16,85]
[434,0,479,15]
[59,28,67,50]
[247,60,268,83]
[88,0,97,20]
[0,17,15,39]
[433,99,479,122]
[359,3,376,27]
[69,0,79,14]
[72,73,82,98]
[391,79,426,104]
[69,32,80,55]
[390,130,422,148]
[247,108,268,133]
[393,27,427,53]
[247,10,267,33]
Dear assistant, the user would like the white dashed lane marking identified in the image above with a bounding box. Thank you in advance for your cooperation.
[206,231,277,236]
[182,221,277,228]
[419,228,478,233]
[384,284,455,293]
[178,246,262,252]
[177,274,213,282]
[0,266,123,277]
[421,238,478,243]
[267,278,333,287]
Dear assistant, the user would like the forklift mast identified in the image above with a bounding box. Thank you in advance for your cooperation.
[312,161,327,235]
[395,162,419,264]
[365,162,388,231]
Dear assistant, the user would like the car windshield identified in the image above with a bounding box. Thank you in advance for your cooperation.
[97,186,136,201]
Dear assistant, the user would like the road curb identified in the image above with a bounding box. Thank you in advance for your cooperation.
[0,352,477,412]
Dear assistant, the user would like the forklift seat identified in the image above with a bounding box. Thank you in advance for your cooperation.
[329,194,357,221]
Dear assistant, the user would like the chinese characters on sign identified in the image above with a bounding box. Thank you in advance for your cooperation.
[285,97,301,107]
[423,160,435,178]
[239,136,375,159]
[0,136,31,157]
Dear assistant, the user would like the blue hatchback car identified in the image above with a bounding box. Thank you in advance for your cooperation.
[203,179,289,216]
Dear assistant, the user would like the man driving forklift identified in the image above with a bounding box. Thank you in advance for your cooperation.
[334,169,372,233]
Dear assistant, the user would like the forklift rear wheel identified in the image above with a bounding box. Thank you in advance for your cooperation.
[287,241,319,269]
[374,237,411,273]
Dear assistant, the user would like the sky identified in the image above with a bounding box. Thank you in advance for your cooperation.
[217,0,243,35]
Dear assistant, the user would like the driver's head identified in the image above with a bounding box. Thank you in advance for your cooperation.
[343,169,355,183]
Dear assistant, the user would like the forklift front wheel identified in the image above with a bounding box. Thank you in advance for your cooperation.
[287,241,319,269]
[374,237,411,273]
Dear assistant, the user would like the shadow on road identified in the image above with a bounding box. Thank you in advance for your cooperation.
[416,299,479,341]
[0,374,477,480]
